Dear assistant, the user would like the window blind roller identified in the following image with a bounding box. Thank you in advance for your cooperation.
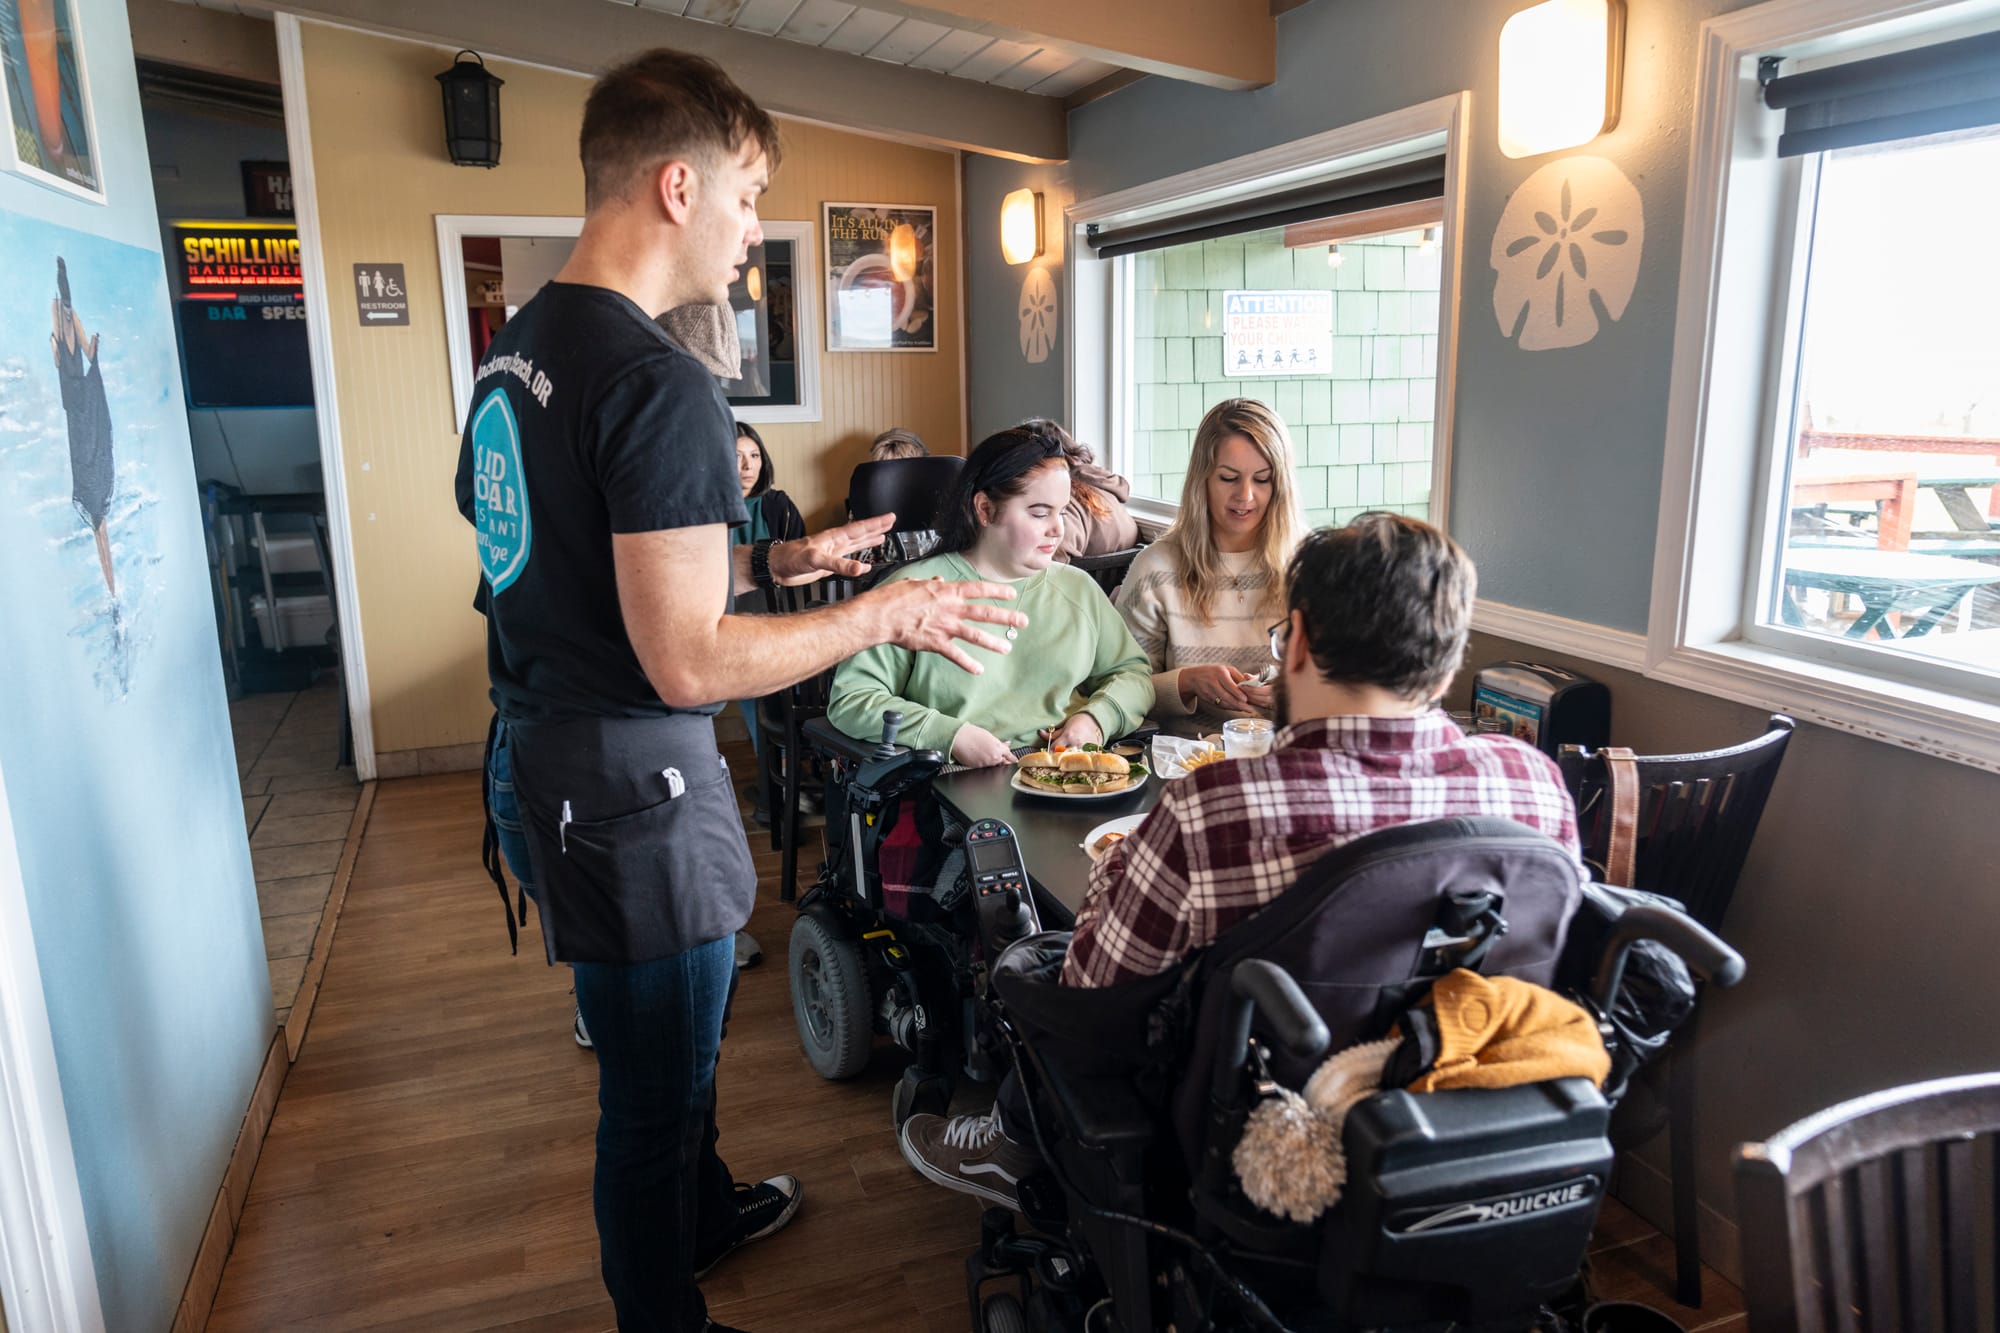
[1761,29,2000,158]
[1086,155,1446,259]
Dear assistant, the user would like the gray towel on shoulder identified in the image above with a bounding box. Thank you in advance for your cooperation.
[659,302,742,379]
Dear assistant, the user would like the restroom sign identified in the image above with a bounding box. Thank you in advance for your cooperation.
[353,263,410,326]
[1222,289,1332,376]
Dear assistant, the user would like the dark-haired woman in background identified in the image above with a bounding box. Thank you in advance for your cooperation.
[731,421,804,802]
[828,421,1152,766]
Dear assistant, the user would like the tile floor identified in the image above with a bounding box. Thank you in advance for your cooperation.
[230,681,359,1021]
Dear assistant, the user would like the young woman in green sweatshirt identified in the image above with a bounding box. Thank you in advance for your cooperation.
[829,422,1155,765]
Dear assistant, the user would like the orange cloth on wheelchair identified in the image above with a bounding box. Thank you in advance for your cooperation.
[1405,970,1610,1093]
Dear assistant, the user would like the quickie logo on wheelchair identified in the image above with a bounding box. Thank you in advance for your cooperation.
[1393,1176,1599,1234]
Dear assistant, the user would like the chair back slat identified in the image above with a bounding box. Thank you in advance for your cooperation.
[1737,1074,2000,1332]
[1853,1157,1901,1332]
[1938,1136,1978,1330]
[1561,716,1794,929]
[1893,1146,1936,1333]
[1813,1170,1861,1333]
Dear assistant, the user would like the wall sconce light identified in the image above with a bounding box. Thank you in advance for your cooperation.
[436,50,504,168]
[1000,188,1045,265]
[1497,0,1624,159]
[1326,244,1344,267]
[745,266,763,302]
[1419,227,1439,252]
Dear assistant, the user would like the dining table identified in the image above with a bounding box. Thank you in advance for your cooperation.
[930,763,1163,927]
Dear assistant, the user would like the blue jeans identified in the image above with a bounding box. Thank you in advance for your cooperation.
[487,722,742,1331]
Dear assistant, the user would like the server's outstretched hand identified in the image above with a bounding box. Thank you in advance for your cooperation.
[769,513,898,585]
[875,578,1027,675]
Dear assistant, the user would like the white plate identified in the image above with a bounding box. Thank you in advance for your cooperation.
[1081,814,1148,861]
[1009,766,1150,802]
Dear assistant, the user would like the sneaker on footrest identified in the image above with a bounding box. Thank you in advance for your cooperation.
[897,1107,1038,1210]
[694,1174,802,1280]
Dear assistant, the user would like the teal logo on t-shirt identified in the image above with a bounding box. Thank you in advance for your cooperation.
[471,389,532,593]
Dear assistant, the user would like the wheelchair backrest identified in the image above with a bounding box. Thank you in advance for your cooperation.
[1173,817,1585,1163]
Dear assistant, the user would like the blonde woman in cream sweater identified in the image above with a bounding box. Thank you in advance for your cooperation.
[1116,398,1306,730]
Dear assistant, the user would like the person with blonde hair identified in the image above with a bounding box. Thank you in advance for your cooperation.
[1115,397,1304,728]
[867,427,930,461]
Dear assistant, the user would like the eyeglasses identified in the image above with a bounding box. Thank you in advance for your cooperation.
[1266,620,1288,662]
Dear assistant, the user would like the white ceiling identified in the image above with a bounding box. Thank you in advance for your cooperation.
[607,0,1121,98]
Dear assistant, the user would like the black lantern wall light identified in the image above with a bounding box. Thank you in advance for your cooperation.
[436,50,503,168]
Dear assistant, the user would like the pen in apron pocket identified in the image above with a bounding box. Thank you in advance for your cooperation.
[662,767,686,798]
[559,800,572,853]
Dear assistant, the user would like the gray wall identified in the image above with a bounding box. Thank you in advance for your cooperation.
[963,154,1071,443]
[1062,0,1746,632]
[1007,0,2000,1267]
[1446,638,2000,1271]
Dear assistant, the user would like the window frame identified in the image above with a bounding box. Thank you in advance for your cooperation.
[1064,93,1472,532]
[1650,0,2000,774]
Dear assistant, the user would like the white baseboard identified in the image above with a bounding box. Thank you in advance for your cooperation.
[1471,600,1650,673]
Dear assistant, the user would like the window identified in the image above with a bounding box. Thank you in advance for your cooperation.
[1064,95,1470,533]
[1121,219,1442,528]
[1653,1,2000,771]
[1761,129,2000,674]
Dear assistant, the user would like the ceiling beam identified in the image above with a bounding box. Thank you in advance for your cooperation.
[206,0,1068,161]
[855,0,1274,91]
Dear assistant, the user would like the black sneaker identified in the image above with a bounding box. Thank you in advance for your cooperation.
[573,1006,592,1050]
[694,1174,802,1280]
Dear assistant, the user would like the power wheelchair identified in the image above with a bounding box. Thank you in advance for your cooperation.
[786,713,1744,1332]
[786,706,1140,1127]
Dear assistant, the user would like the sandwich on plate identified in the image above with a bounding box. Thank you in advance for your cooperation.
[1017,747,1136,795]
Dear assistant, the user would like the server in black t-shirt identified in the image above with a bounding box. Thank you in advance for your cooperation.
[453,50,1025,1333]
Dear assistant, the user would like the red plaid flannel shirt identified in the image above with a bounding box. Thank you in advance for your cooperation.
[1062,713,1584,988]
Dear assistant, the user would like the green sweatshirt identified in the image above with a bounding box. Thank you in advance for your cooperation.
[828,551,1157,754]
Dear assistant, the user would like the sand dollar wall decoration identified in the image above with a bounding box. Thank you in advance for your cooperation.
[1491,155,1643,351]
[1019,265,1057,364]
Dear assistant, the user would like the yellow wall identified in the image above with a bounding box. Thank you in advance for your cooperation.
[297,21,965,757]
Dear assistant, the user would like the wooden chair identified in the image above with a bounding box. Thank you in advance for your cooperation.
[1558,714,1796,1306]
[1735,1073,2000,1331]
[759,573,869,902]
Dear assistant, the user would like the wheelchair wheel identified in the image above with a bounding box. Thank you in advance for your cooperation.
[789,908,872,1079]
[980,1292,1029,1333]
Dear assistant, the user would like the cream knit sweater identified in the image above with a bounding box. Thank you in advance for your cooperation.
[1114,541,1282,724]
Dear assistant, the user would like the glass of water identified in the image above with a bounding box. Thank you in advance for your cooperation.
[1222,717,1276,758]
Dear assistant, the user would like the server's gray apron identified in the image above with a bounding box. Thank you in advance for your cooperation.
[506,712,756,964]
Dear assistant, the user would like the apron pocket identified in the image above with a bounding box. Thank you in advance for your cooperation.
[518,765,757,964]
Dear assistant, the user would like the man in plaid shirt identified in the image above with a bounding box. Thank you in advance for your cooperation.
[899,513,1584,1209]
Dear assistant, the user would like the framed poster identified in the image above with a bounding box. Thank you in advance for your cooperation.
[823,202,936,352]
[723,219,821,423]
[0,0,102,202]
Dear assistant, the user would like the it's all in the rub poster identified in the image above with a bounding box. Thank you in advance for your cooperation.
[823,202,935,353]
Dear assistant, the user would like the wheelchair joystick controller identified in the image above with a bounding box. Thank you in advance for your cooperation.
[874,709,905,760]
[966,817,1040,953]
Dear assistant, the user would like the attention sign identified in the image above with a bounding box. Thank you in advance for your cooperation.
[1222,289,1333,377]
[174,223,303,295]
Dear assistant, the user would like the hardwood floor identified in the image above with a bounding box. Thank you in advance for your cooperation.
[208,755,1742,1331]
